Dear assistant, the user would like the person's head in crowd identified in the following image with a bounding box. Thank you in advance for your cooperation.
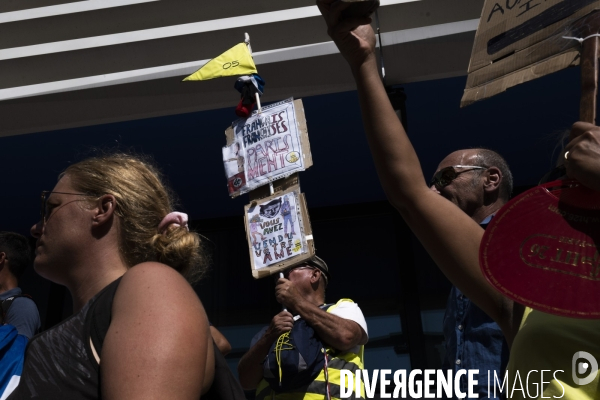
[430,148,513,220]
[283,256,329,302]
[32,153,207,288]
[0,231,32,282]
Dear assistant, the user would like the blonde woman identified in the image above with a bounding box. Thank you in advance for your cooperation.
[9,154,214,399]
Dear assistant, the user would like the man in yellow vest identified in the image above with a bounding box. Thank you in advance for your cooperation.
[238,256,368,400]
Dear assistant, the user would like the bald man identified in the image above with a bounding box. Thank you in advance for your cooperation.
[429,149,512,399]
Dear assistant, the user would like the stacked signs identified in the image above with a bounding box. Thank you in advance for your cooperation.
[222,98,315,278]
[462,0,600,107]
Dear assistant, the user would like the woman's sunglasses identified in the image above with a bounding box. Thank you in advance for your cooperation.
[40,191,94,225]
[430,165,486,189]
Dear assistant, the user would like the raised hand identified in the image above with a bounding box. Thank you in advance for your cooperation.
[275,277,302,310]
[265,310,294,339]
[316,0,376,69]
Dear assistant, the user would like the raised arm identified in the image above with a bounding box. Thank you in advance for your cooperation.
[101,263,214,400]
[275,278,367,352]
[317,1,517,342]
[292,301,366,352]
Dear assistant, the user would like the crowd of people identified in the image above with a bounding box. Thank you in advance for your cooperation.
[0,2,599,399]
[317,1,600,399]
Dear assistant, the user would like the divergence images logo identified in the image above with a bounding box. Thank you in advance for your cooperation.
[572,351,598,385]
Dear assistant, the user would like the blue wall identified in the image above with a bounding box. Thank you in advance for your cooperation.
[1,66,581,235]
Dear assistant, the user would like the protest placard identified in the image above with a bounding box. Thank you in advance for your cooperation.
[462,0,600,106]
[244,184,315,279]
[480,180,600,317]
[223,98,312,197]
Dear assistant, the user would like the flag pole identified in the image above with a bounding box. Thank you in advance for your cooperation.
[279,272,287,312]
[245,32,262,114]
[256,93,263,113]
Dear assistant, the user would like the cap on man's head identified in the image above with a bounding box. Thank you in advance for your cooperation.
[304,255,330,285]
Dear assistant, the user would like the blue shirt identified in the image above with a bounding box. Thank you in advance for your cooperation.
[441,215,509,399]
[0,288,40,339]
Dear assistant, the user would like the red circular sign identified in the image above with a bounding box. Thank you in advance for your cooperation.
[480,180,600,318]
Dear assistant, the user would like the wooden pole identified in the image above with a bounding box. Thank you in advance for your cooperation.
[580,35,600,124]
[279,272,287,312]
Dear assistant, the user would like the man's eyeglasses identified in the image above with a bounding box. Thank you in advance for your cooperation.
[283,265,315,279]
[40,191,94,224]
[430,165,486,189]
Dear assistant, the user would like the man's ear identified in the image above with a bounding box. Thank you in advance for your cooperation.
[484,166,502,193]
[310,269,321,285]
[0,252,5,271]
[92,194,117,226]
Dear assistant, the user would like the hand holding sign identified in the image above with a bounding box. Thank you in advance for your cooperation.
[266,311,294,339]
[275,277,302,311]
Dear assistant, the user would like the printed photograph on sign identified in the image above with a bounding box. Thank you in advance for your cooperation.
[246,190,306,269]
[233,98,305,192]
[222,140,246,196]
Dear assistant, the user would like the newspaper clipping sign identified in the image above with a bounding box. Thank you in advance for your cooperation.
[223,140,246,195]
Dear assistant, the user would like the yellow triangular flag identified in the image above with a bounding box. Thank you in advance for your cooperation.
[183,43,257,81]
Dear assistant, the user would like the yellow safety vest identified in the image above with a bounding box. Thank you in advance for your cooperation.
[255,299,365,400]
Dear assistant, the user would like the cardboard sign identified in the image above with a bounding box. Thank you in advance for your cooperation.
[480,180,600,318]
[223,98,313,197]
[462,0,600,107]
[244,184,315,279]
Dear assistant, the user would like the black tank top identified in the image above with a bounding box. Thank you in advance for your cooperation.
[7,278,121,399]
[8,277,245,400]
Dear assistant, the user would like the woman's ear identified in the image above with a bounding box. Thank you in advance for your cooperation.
[93,194,117,226]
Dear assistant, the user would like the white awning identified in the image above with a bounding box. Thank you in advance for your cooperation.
[0,0,483,136]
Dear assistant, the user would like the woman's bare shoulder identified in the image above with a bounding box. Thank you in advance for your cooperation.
[113,261,203,317]
[101,262,211,399]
